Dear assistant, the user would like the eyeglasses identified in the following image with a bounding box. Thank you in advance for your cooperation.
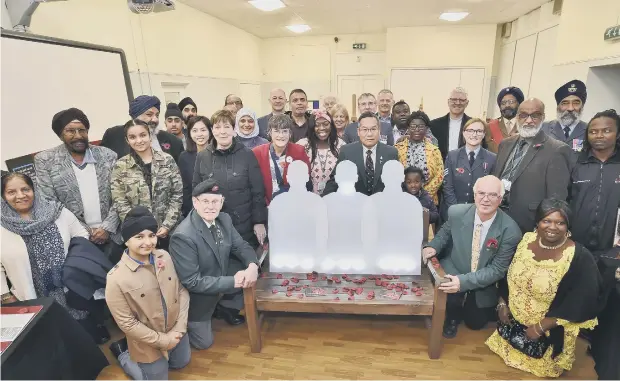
[464,129,485,136]
[195,198,223,207]
[408,124,427,131]
[475,191,500,201]
[500,100,517,106]
[63,128,88,136]
[517,112,544,121]
[449,98,468,104]
[271,129,290,135]
[226,100,243,106]
[359,127,379,135]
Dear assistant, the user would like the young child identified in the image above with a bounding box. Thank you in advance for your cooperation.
[106,206,191,380]
[402,166,439,223]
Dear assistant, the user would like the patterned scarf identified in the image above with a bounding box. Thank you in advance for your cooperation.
[406,141,430,182]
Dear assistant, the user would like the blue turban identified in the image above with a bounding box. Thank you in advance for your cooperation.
[129,95,161,119]
[554,80,587,105]
[497,86,524,107]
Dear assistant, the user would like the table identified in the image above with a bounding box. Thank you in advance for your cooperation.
[1,297,108,380]
[243,261,448,359]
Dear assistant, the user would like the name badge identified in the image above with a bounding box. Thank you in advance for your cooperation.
[572,139,583,152]
[380,135,388,144]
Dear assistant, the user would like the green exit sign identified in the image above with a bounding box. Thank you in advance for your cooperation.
[352,43,367,49]
[604,25,620,41]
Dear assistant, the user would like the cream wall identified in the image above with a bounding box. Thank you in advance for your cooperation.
[30,0,262,117]
[493,0,620,119]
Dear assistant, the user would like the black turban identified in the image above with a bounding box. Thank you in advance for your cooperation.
[51,108,90,137]
[121,206,158,242]
[165,103,183,119]
[178,97,197,112]
[129,95,161,119]
[497,86,524,107]
[555,80,587,105]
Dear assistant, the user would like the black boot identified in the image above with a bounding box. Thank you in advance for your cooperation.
[109,338,128,359]
[213,305,245,325]
[443,319,460,339]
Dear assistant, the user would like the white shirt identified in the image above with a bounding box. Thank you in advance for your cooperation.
[449,116,463,151]
[474,211,497,252]
[150,128,162,151]
[466,146,481,160]
[72,164,103,228]
[203,218,215,228]
[362,144,378,171]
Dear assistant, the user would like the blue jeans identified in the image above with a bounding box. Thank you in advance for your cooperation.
[118,334,191,380]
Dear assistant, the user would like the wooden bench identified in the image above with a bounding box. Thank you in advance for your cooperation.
[243,260,448,359]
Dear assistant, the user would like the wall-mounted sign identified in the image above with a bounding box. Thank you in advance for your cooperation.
[604,25,620,41]
[352,43,367,49]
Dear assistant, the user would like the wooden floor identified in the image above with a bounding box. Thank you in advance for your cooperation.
[97,312,597,380]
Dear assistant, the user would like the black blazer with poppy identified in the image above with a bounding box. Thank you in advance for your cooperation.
[427,203,522,308]
[100,125,184,163]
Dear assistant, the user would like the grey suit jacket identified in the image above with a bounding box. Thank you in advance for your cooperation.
[256,113,272,140]
[34,144,120,241]
[441,147,496,220]
[492,130,573,233]
[542,120,587,151]
[322,142,399,196]
[168,211,258,322]
[428,204,522,308]
[342,121,395,146]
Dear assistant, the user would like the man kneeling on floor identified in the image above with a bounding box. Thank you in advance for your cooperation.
[169,179,259,349]
[106,207,191,380]
[422,175,521,338]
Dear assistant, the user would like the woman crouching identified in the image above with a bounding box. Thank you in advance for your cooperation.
[106,206,190,380]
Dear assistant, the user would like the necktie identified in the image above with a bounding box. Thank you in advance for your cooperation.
[208,224,220,246]
[501,140,527,181]
[365,149,375,193]
[469,151,475,168]
[471,223,483,272]
[563,126,571,139]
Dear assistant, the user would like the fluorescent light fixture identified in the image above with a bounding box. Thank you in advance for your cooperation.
[248,0,285,12]
[286,24,311,33]
[439,12,469,21]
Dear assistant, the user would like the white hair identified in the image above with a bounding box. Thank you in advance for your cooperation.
[450,87,468,98]
[473,176,505,198]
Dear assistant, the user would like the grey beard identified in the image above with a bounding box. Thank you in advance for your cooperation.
[557,110,581,127]
[517,122,542,138]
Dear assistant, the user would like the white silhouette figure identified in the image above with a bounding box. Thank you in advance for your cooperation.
[268,160,327,272]
[322,160,370,272]
[367,160,423,275]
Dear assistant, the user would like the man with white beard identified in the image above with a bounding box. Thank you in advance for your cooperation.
[542,80,588,152]
[492,98,573,233]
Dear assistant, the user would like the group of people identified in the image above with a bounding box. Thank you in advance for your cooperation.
[0,79,618,379]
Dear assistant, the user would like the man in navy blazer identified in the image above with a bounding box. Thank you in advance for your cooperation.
[323,112,398,195]
[423,175,521,339]
[541,79,588,153]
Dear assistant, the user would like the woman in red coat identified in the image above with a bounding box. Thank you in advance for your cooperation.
[252,114,310,205]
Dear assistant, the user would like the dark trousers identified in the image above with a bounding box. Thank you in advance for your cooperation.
[446,291,496,330]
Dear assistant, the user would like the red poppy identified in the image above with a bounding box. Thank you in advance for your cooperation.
[162,143,171,150]
[456,168,465,174]
[486,238,499,249]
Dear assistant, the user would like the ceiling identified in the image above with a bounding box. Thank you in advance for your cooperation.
[179,0,550,38]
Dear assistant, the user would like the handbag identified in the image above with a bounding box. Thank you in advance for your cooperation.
[497,317,550,359]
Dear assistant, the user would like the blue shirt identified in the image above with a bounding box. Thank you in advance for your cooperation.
[70,148,97,170]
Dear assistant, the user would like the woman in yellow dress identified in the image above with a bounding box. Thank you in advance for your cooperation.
[394,111,443,204]
[486,198,604,378]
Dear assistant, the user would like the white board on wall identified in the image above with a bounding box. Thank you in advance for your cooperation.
[1,31,132,169]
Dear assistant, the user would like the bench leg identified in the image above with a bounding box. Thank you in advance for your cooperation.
[243,286,262,353]
[428,286,447,359]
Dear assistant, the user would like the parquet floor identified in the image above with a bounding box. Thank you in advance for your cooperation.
[97,312,597,380]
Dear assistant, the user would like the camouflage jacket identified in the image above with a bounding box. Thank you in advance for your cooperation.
[111,150,183,231]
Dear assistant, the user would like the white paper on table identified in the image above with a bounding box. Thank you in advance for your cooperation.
[1,312,35,341]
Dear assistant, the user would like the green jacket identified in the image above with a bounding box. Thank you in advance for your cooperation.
[428,204,522,308]
[111,150,183,231]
